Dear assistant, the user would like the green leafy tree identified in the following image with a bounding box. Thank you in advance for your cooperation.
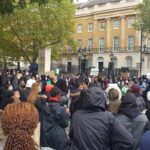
[0,0,75,65]
[136,0,150,33]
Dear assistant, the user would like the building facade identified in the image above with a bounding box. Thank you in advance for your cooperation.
[53,0,150,76]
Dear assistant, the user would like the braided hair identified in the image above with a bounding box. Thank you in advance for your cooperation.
[1,102,39,150]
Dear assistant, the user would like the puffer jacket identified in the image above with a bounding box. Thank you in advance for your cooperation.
[70,87,134,150]
[36,98,69,150]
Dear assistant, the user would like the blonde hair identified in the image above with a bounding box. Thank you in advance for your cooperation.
[27,82,39,104]
[108,88,121,114]
[1,102,39,150]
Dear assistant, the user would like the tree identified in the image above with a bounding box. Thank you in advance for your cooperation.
[0,0,75,64]
[136,0,150,33]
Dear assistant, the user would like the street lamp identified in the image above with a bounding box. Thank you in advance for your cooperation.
[78,48,82,75]
[77,47,87,75]
[140,22,144,75]
[109,52,115,80]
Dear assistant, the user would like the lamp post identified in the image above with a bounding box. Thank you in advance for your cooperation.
[140,22,144,75]
[77,47,87,75]
[109,52,115,80]
[78,48,82,75]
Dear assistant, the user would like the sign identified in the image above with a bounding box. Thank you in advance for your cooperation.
[90,69,99,76]
[45,71,56,78]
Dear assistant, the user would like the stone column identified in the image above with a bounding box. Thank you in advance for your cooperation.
[38,48,51,75]
[121,16,126,50]
[106,18,111,51]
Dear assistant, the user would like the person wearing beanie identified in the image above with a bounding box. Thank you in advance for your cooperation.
[116,93,149,150]
[128,84,145,112]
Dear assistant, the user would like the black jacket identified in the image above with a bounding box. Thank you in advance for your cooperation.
[36,98,69,150]
[70,87,134,150]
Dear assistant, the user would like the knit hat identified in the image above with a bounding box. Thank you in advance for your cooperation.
[26,79,36,88]
[131,84,141,94]
[122,93,137,107]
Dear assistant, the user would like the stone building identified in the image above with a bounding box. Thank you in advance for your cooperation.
[52,0,150,76]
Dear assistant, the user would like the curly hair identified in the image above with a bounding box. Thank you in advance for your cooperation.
[27,82,40,104]
[1,102,39,150]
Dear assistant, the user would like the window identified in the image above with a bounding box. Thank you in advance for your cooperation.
[114,20,120,29]
[99,22,105,30]
[128,36,134,51]
[113,37,119,51]
[77,39,82,48]
[88,39,93,51]
[88,23,93,32]
[77,24,82,33]
[128,18,135,28]
[126,57,132,68]
[99,38,105,51]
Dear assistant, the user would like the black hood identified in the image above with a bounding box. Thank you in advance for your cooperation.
[82,87,106,110]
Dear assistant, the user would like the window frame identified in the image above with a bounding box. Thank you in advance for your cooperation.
[77,24,82,33]
[99,38,105,51]
[99,22,105,30]
[113,20,120,29]
[113,36,119,51]
[88,23,94,32]
[128,35,135,51]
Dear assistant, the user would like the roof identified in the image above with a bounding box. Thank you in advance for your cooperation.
[78,0,121,8]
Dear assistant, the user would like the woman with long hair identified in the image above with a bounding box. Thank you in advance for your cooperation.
[27,82,40,104]
[1,102,39,150]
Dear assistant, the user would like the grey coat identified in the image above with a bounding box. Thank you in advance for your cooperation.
[116,113,149,150]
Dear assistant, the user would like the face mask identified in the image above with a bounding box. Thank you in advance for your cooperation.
[8,85,13,91]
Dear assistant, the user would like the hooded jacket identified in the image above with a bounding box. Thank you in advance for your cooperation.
[35,98,69,150]
[70,87,134,150]
[116,93,149,150]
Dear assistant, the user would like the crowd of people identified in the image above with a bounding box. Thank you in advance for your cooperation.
[1,69,150,150]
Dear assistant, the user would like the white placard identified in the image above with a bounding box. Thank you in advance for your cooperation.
[90,69,99,76]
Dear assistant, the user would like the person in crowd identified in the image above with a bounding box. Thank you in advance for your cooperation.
[140,130,150,150]
[18,80,29,102]
[36,87,69,150]
[0,83,14,109]
[116,93,149,150]
[107,88,121,115]
[128,84,145,112]
[10,74,19,91]
[69,77,83,118]
[56,78,69,106]
[40,74,47,94]
[27,82,41,105]
[1,102,53,150]
[143,81,150,109]
[103,75,110,89]
[27,82,47,144]
[70,87,134,150]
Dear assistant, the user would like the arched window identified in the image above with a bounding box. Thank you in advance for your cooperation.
[126,56,132,68]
